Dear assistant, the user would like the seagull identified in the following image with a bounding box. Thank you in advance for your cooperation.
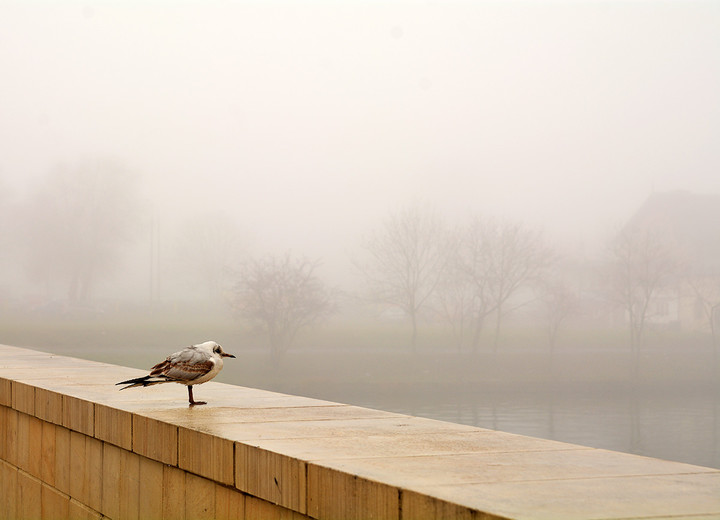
[116,341,236,405]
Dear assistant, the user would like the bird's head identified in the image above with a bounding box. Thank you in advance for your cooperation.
[203,341,236,358]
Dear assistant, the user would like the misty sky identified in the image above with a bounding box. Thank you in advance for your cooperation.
[2,1,719,262]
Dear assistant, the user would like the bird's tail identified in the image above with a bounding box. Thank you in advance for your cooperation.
[116,375,174,390]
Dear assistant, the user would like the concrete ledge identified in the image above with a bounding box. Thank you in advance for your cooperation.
[1,343,719,519]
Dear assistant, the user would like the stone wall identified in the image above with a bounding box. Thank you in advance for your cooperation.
[1,344,719,519]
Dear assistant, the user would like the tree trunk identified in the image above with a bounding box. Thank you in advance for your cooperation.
[711,305,719,382]
[492,306,503,356]
[471,311,484,354]
[410,311,418,353]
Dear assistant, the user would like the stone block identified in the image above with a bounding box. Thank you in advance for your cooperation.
[16,412,43,479]
[11,381,34,415]
[54,424,72,496]
[162,464,186,520]
[118,449,141,520]
[138,456,164,520]
[69,430,86,498]
[186,471,216,520]
[41,481,70,520]
[215,483,245,520]
[62,395,94,436]
[236,443,306,514]
[0,459,18,520]
[95,403,132,450]
[179,427,233,485]
[35,387,64,425]
[133,414,177,465]
[85,435,104,512]
[68,431,103,511]
[41,420,56,485]
[17,469,42,519]
[101,442,122,519]
[0,406,10,462]
[0,377,11,406]
[307,463,399,520]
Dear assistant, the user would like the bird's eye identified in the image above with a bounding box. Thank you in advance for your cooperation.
[214,346,221,354]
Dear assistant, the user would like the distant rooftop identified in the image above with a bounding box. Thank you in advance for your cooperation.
[627,190,720,274]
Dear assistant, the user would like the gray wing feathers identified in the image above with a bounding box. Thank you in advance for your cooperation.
[150,345,215,382]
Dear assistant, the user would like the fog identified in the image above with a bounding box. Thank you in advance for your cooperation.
[1,1,720,469]
[4,2,720,266]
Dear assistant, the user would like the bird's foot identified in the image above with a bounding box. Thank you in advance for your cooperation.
[189,401,207,406]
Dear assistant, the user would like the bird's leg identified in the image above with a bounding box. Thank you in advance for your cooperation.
[188,385,206,406]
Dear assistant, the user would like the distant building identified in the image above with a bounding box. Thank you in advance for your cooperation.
[626,190,720,332]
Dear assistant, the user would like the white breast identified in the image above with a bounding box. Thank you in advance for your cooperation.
[189,356,223,385]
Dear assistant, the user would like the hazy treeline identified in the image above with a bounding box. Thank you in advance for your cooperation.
[1,162,719,365]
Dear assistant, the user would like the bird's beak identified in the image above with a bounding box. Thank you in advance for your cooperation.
[222,353,236,358]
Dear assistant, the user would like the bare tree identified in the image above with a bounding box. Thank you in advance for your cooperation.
[450,217,550,353]
[230,254,334,364]
[433,250,476,351]
[486,219,551,349]
[605,226,679,377]
[359,203,454,351]
[537,275,578,355]
[20,159,140,303]
[454,218,496,352]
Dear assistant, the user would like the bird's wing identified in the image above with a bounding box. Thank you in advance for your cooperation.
[149,345,215,382]
[161,359,215,382]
